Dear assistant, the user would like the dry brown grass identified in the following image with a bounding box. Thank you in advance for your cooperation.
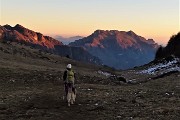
[0,41,180,120]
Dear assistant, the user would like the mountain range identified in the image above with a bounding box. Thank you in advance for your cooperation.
[0,24,101,65]
[70,30,159,69]
[0,24,160,69]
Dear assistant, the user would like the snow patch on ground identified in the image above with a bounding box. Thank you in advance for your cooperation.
[139,57,180,75]
[97,70,112,76]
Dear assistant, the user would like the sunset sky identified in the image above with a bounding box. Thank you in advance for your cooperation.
[0,0,179,45]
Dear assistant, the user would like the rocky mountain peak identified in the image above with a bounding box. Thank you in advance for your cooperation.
[93,30,121,36]
[70,30,159,69]
[75,30,157,49]
[3,24,13,30]
[147,39,156,44]
[93,29,106,34]
[127,30,136,34]
[14,24,25,29]
[0,24,63,48]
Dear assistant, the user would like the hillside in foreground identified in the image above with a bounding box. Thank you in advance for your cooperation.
[0,36,179,120]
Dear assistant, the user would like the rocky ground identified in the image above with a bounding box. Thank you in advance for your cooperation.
[0,42,180,120]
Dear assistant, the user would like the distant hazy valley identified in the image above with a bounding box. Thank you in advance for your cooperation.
[55,35,84,45]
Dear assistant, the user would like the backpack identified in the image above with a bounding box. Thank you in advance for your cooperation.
[66,70,74,83]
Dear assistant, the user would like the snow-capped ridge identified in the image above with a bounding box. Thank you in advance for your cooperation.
[139,56,180,75]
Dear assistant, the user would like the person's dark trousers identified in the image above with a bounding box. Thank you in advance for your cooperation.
[64,82,68,96]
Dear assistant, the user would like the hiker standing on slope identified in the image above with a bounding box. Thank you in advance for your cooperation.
[63,64,76,96]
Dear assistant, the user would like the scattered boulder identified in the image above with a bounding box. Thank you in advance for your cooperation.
[109,75,127,84]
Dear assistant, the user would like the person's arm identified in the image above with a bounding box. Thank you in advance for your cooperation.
[73,71,76,84]
[74,72,76,80]
[63,71,67,82]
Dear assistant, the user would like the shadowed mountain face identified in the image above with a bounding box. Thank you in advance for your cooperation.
[0,24,102,65]
[70,30,159,69]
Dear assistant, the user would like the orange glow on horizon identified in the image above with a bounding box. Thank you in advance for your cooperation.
[1,0,178,46]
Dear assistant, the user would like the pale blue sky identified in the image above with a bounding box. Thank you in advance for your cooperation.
[0,0,179,45]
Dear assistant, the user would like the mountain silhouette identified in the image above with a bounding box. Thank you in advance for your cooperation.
[156,32,180,59]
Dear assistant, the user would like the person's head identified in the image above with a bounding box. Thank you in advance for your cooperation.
[66,64,72,70]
